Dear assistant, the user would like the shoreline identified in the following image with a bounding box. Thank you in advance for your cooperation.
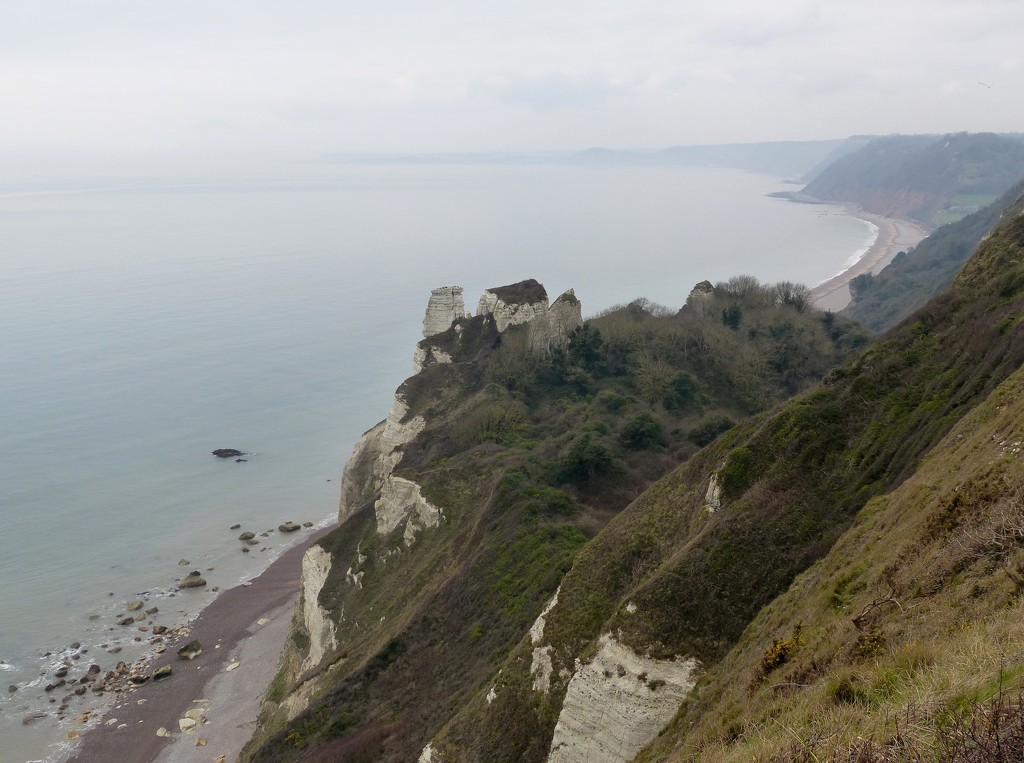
[64,523,336,763]
[808,206,930,312]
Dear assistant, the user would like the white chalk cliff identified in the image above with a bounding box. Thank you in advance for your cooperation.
[546,634,700,763]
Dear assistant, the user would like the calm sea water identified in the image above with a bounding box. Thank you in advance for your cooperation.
[0,161,872,761]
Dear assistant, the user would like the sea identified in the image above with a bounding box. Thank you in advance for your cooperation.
[0,157,875,762]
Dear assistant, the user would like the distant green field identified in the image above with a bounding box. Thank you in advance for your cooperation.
[936,193,998,225]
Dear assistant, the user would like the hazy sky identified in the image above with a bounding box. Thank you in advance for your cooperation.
[1,0,1021,153]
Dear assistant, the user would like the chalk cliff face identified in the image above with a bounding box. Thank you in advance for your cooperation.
[423,285,466,337]
[546,635,699,763]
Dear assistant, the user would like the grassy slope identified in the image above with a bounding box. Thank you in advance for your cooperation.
[844,180,1024,333]
[243,283,857,763]
[429,199,1024,761]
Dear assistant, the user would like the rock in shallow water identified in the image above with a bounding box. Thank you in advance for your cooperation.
[211,448,244,458]
[178,571,206,589]
[278,521,301,532]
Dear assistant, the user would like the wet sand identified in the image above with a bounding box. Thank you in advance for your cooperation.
[66,524,335,763]
[809,211,929,312]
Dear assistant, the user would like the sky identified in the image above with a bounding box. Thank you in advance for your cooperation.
[1,0,1022,154]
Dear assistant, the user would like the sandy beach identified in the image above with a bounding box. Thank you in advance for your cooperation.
[809,210,929,312]
[65,524,335,763]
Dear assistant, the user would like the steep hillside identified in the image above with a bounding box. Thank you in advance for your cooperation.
[801,132,1024,226]
[844,179,1024,332]
[240,277,860,762]
[422,191,1024,761]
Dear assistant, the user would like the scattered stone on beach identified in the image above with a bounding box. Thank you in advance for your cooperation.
[241,547,250,553]
[185,708,206,721]
[152,625,168,635]
[196,737,208,747]
[230,523,240,530]
[179,571,207,589]
[54,667,68,678]
[7,685,16,693]
[226,662,240,672]
[156,726,171,737]
[87,664,101,675]
[106,717,118,726]
[178,640,203,660]
[242,581,252,587]
[146,607,159,615]
[70,641,81,650]
[129,673,149,685]
[279,521,301,532]
[153,665,173,681]
[107,646,122,654]
[178,559,190,566]
[257,617,269,625]
[238,531,255,541]
[66,730,79,740]
[179,717,197,732]
[126,600,144,611]
[211,448,244,458]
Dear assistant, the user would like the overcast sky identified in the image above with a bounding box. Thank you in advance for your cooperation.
[1,0,1021,154]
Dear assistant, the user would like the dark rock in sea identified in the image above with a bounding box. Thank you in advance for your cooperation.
[246,539,259,546]
[303,522,314,527]
[236,458,248,462]
[8,685,17,693]
[242,547,250,553]
[106,646,121,654]
[74,686,86,695]
[178,571,206,589]
[22,713,46,725]
[126,599,144,611]
[118,617,135,627]
[69,642,81,650]
[54,667,68,678]
[177,559,190,566]
[230,524,241,530]
[279,522,301,533]
[145,606,159,615]
[87,664,100,675]
[238,531,255,541]
[152,625,168,635]
[177,640,202,660]
[212,449,244,458]
[153,665,172,681]
[129,673,149,685]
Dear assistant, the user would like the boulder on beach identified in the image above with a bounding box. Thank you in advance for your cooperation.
[178,571,206,589]
[238,531,255,541]
[153,665,172,681]
[279,521,301,533]
[177,640,202,660]
[211,448,245,458]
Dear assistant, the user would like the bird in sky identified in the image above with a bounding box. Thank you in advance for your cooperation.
[978,81,996,88]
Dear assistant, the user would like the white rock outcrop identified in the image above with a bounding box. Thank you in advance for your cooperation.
[299,545,338,675]
[423,286,465,338]
[374,475,443,545]
[477,289,550,332]
[339,395,425,522]
[546,634,699,763]
[418,744,435,763]
[529,588,561,693]
[704,474,722,513]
